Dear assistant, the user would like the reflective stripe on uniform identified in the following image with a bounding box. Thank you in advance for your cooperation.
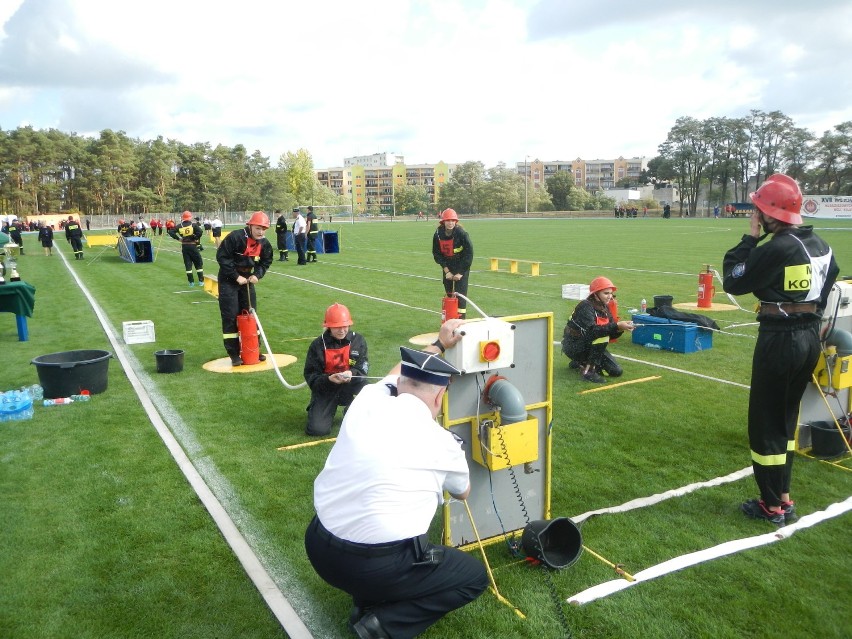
[750,449,787,466]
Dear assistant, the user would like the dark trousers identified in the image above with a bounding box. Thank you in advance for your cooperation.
[748,321,820,507]
[307,232,318,261]
[441,270,469,316]
[69,236,83,259]
[305,516,487,639]
[295,234,307,264]
[219,279,256,357]
[181,245,204,283]
[305,383,365,436]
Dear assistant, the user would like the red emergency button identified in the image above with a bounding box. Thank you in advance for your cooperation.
[480,340,501,362]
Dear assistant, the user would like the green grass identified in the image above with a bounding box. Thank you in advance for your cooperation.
[1,218,851,638]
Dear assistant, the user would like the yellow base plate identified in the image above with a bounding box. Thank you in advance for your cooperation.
[203,354,297,374]
[410,331,439,346]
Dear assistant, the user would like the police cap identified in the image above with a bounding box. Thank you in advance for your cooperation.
[399,346,460,386]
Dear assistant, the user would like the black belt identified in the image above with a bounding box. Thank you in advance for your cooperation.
[759,302,817,316]
[311,516,420,558]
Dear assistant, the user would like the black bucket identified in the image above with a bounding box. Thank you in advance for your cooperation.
[154,349,185,374]
[654,295,674,308]
[31,349,112,398]
[521,518,583,570]
[810,420,851,458]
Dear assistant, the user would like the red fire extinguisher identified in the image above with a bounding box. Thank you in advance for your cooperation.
[697,265,715,309]
[441,295,459,324]
[607,295,619,343]
[236,310,261,365]
[441,281,459,324]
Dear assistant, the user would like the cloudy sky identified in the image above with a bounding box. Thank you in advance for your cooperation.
[1,0,851,170]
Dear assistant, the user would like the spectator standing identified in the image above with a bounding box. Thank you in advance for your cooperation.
[293,208,307,265]
[38,223,54,256]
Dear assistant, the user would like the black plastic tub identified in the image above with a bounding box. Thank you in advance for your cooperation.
[154,349,184,374]
[31,349,112,398]
[810,420,851,458]
[521,517,583,569]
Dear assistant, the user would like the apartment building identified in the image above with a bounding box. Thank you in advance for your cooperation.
[316,158,455,213]
[517,157,648,192]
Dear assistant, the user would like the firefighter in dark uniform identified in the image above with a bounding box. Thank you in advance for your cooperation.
[275,209,290,261]
[117,219,133,237]
[216,211,273,366]
[8,218,24,254]
[306,205,319,262]
[432,208,474,319]
[723,173,839,526]
[168,211,205,287]
[303,303,368,436]
[38,223,54,256]
[65,216,84,260]
[561,276,634,383]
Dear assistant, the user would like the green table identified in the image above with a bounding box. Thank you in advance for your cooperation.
[0,281,36,341]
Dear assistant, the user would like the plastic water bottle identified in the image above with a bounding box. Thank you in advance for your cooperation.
[22,384,43,401]
[641,298,647,313]
[644,343,662,350]
[70,394,90,402]
[43,397,75,406]
[1,389,34,420]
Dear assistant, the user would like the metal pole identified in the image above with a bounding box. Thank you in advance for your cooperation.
[524,156,529,215]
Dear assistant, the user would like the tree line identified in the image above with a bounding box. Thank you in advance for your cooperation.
[650,110,852,216]
[1,109,849,218]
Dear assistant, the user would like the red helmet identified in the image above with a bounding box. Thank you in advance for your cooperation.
[323,303,353,328]
[440,208,459,223]
[181,211,193,221]
[246,211,270,228]
[589,276,616,295]
[750,173,802,225]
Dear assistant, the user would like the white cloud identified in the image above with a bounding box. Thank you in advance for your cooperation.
[0,0,851,169]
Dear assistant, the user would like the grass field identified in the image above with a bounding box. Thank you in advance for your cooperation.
[1,217,851,639]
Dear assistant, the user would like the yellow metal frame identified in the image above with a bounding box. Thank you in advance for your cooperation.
[85,234,119,247]
[441,311,553,547]
[203,274,219,298]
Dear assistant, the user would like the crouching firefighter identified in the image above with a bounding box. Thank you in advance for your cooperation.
[561,276,634,383]
[216,211,274,366]
[303,303,369,436]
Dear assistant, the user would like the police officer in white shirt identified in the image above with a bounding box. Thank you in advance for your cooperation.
[305,319,487,639]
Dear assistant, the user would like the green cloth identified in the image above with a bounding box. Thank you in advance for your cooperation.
[0,281,36,317]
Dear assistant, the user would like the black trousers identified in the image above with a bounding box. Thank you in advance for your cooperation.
[69,236,83,258]
[748,320,820,507]
[181,245,204,283]
[441,270,469,315]
[305,382,365,436]
[307,231,318,261]
[305,516,487,639]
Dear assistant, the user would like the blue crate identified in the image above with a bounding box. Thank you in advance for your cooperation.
[631,314,713,353]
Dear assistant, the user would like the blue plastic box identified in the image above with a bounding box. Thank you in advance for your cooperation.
[631,314,713,353]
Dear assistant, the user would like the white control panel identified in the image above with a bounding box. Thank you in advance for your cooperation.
[443,317,515,374]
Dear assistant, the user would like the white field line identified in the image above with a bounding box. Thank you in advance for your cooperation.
[59,250,318,639]
[568,496,852,605]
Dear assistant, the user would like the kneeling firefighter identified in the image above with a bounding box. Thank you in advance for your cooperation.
[303,303,369,436]
[216,211,274,366]
[562,276,634,383]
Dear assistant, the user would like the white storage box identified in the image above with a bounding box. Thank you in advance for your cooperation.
[123,320,155,344]
[562,284,590,300]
